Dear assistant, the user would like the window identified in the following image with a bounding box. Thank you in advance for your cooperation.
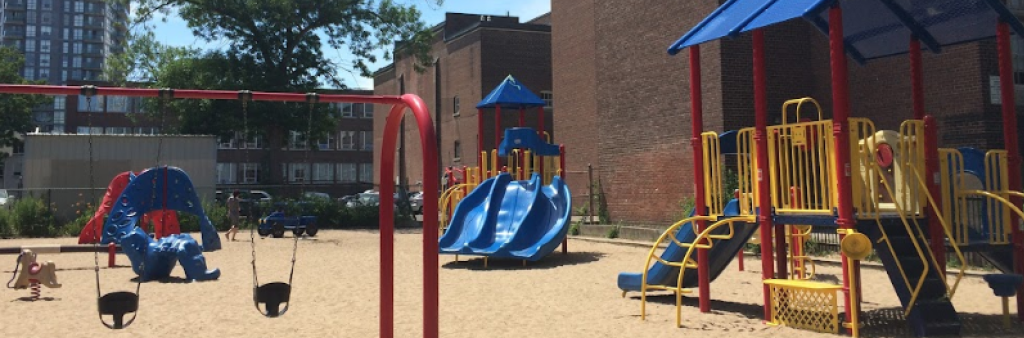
[107,96,129,113]
[73,57,81,68]
[363,103,373,118]
[288,131,307,150]
[360,131,373,151]
[53,96,65,110]
[339,103,354,118]
[287,163,309,183]
[339,131,356,150]
[78,95,104,112]
[40,26,51,37]
[73,28,82,39]
[28,0,36,10]
[454,140,462,160]
[105,127,127,135]
[42,0,51,10]
[23,67,35,80]
[135,127,159,135]
[39,40,50,53]
[25,40,35,52]
[76,126,101,134]
[541,91,553,108]
[39,54,49,67]
[352,103,365,118]
[318,133,335,150]
[453,96,460,116]
[53,111,64,124]
[359,163,373,183]
[75,1,83,12]
[1013,35,1024,85]
[242,163,258,184]
[338,163,356,182]
[313,163,333,182]
[217,163,237,184]
[219,134,237,149]
[26,25,35,37]
[244,134,261,149]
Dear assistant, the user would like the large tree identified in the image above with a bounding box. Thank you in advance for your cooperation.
[109,0,439,144]
[0,46,52,161]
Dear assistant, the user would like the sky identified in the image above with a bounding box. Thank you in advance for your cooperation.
[147,0,551,90]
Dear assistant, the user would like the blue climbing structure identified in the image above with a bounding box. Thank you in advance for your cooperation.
[101,166,221,281]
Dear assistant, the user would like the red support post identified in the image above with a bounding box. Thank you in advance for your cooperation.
[997,21,1024,320]
[107,242,116,268]
[752,29,776,322]
[689,46,711,313]
[829,5,858,333]
[477,107,485,169]
[538,106,546,177]
[495,104,502,151]
[379,95,439,338]
[910,38,925,120]
[924,116,945,272]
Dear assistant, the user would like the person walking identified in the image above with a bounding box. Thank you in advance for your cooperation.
[225,190,241,241]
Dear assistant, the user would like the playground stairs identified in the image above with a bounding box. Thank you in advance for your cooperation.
[861,218,961,337]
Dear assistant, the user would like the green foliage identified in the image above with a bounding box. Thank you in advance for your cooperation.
[606,223,621,239]
[109,0,441,149]
[675,196,696,221]
[589,180,610,223]
[256,198,382,229]
[3,197,56,238]
[178,200,229,232]
[569,219,581,236]
[721,167,739,204]
[0,46,52,161]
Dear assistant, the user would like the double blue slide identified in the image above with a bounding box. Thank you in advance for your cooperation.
[439,172,571,261]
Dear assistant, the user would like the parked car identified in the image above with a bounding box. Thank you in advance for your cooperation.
[303,191,331,200]
[409,192,424,214]
[216,189,274,217]
[0,189,12,207]
[258,211,318,238]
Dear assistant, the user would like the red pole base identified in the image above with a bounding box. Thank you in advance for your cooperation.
[108,242,116,268]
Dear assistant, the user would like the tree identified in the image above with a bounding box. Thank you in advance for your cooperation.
[0,46,52,161]
[110,0,440,148]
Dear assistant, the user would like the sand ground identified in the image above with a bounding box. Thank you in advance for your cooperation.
[1,229,1022,337]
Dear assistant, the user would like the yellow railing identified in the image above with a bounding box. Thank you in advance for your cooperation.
[439,184,472,233]
[637,215,756,327]
[855,120,966,315]
[768,119,836,215]
[737,128,758,215]
[702,131,725,216]
[788,225,817,280]
[851,118,880,217]
[781,97,824,123]
[939,149,971,244]
[985,150,1012,244]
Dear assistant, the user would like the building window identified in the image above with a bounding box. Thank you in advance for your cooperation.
[313,163,333,182]
[363,103,373,118]
[338,163,356,182]
[242,163,258,184]
[107,95,129,113]
[286,163,309,183]
[540,91,553,108]
[1012,34,1024,85]
[453,96,460,116]
[219,133,237,149]
[105,127,127,135]
[453,140,461,160]
[339,131,356,150]
[339,103,354,118]
[360,131,373,151]
[78,94,104,112]
[135,127,159,135]
[288,131,307,150]
[359,163,373,183]
[318,133,336,150]
[217,163,237,184]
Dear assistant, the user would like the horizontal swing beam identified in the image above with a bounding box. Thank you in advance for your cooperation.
[0,84,406,105]
[0,244,122,255]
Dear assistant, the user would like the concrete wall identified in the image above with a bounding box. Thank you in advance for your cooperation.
[22,134,217,220]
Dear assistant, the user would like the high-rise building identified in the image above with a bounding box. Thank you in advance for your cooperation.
[2,0,128,132]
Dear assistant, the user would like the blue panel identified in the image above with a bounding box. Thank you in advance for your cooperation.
[498,127,560,156]
[718,130,739,155]
[476,75,547,109]
[745,0,826,32]
[681,0,774,49]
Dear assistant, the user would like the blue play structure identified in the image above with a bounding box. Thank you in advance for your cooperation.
[617,200,756,292]
[439,172,570,261]
[259,211,318,238]
[100,166,221,281]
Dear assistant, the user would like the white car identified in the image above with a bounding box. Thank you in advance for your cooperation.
[0,189,11,206]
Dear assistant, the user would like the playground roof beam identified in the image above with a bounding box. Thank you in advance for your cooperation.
[876,0,942,53]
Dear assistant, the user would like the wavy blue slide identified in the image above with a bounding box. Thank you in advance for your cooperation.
[617,199,755,293]
[439,172,571,261]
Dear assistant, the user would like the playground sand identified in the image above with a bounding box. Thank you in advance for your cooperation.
[1,230,1020,338]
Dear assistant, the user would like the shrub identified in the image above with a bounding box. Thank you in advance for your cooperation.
[179,200,229,232]
[5,197,56,237]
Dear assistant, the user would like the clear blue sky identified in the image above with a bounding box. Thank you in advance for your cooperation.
[148,0,551,90]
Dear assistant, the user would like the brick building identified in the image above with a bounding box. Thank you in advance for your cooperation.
[552,1,1024,225]
[372,12,553,191]
[53,80,376,199]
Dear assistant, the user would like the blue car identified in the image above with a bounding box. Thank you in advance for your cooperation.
[258,211,318,238]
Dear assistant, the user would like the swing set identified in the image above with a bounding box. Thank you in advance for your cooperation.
[0,84,440,338]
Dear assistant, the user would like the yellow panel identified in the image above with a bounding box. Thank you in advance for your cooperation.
[766,279,840,334]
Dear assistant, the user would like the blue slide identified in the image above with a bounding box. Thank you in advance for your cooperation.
[617,199,756,293]
[439,172,571,261]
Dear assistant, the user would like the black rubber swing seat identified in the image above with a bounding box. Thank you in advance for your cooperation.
[98,291,139,329]
[255,282,291,317]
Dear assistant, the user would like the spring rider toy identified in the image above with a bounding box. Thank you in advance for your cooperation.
[6,249,62,300]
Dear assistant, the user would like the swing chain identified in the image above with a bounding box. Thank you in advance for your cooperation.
[238,91,259,289]
[83,86,102,297]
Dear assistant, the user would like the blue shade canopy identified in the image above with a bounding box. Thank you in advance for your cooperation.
[476,75,547,109]
[668,0,1024,63]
